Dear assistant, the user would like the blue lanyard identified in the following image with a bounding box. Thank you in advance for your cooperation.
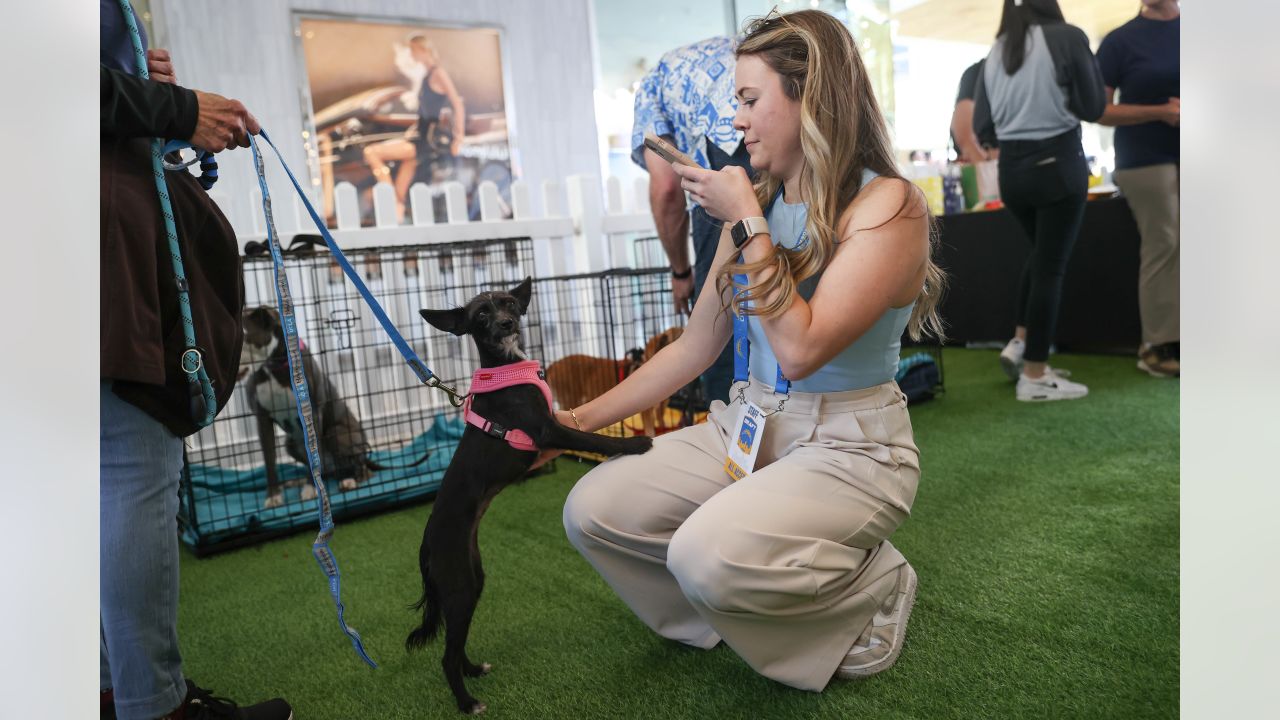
[118,0,216,429]
[731,208,803,397]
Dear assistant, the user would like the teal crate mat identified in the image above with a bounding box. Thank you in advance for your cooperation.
[180,414,466,549]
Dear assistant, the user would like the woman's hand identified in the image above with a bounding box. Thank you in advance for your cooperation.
[530,409,576,470]
[671,164,761,224]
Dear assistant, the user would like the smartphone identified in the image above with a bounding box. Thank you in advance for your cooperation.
[643,132,699,168]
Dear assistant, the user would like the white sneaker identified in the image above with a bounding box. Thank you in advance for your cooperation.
[835,565,918,680]
[999,338,1025,381]
[1016,369,1089,402]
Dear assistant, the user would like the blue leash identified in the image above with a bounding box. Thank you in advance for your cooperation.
[242,130,468,666]
[119,0,217,429]
[247,134,377,667]
[252,131,468,407]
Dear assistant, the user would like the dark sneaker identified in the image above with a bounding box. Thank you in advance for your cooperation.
[1138,343,1179,378]
[161,681,293,720]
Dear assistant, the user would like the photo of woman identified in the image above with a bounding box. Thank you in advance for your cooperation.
[299,17,513,226]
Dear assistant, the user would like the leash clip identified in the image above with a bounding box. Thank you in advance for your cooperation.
[180,347,204,374]
[425,375,468,408]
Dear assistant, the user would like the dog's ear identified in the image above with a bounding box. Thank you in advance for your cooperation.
[419,308,468,336]
[510,276,533,314]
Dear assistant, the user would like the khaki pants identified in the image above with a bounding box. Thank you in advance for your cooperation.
[563,379,920,691]
[1114,163,1180,346]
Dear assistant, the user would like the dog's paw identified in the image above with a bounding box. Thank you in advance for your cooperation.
[623,435,654,454]
[339,478,358,491]
[464,662,492,678]
[263,493,284,509]
[459,699,487,715]
[300,484,317,502]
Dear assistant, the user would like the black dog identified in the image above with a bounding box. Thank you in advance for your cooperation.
[410,277,652,714]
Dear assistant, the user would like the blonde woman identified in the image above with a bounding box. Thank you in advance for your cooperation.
[363,34,465,220]
[555,10,943,691]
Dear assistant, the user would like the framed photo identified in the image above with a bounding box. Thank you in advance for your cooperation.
[294,14,516,226]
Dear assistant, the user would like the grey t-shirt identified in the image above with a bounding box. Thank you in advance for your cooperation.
[973,23,1106,142]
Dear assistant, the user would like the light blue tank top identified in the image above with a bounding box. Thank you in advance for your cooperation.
[746,168,914,392]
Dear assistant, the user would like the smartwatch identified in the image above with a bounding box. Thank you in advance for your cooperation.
[731,216,770,250]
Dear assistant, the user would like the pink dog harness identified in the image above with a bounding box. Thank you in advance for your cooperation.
[462,360,554,451]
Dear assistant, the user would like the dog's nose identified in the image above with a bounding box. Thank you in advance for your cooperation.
[498,318,516,332]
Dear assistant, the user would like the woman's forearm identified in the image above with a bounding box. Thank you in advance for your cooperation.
[1097,103,1164,127]
[452,99,466,139]
[737,232,815,377]
[574,340,713,431]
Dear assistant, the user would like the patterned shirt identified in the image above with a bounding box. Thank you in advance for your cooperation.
[630,35,743,170]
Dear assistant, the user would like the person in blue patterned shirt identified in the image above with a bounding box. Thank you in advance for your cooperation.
[631,35,754,404]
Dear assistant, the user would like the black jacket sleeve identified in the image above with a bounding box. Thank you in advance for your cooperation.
[100,66,200,141]
[1044,24,1107,122]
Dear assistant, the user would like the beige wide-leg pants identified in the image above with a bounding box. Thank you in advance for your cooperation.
[1114,162,1180,346]
[563,378,920,691]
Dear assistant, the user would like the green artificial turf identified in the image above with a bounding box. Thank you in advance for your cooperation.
[177,349,1178,719]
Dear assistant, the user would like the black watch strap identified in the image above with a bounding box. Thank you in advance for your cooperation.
[671,267,692,280]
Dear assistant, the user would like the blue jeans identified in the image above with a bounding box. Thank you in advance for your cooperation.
[100,381,187,720]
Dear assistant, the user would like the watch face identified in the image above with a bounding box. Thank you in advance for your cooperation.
[731,221,748,248]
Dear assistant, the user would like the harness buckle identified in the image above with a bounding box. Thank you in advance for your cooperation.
[485,421,508,439]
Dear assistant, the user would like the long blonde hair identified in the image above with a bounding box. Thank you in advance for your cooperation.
[719,10,946,341]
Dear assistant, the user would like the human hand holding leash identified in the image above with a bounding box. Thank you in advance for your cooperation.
[672,163,761,224]
[190,90,261,152]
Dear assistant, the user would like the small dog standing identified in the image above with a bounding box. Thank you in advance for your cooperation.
[239,306,426,508]
[411,277,652,715]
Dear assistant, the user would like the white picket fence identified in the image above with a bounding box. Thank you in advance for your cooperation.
[209,175,670,276]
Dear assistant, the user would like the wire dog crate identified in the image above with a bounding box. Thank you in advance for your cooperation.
[178,238,696,553]
[178,228,937,553]
[179,237,540,554]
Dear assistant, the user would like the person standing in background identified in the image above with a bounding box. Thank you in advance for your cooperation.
[950,59,998,164]
[1097,0,1180,378]
[973,0,1106,402]
[631,35,753,405]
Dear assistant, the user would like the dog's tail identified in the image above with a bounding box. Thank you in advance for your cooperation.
[406,540,442,651]
[367,448,432,473]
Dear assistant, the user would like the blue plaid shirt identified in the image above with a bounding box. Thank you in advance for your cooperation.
[630,36,743,171]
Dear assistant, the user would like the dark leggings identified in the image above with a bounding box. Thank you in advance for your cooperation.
[998,128,1089,363]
